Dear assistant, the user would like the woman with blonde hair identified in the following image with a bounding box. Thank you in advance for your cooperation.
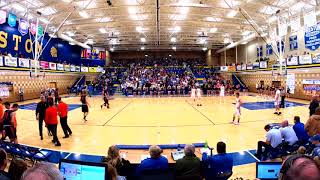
[102,145,131,178]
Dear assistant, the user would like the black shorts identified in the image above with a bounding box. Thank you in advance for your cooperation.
[82,105,89,113]
[4,126,16,139]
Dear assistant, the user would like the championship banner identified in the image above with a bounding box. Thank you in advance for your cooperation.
[64,64,70,71]
[246,64,253,70]
[0,82,12,97]
[236,65,241,71]
[96,66,104,72]
[279,19,288,37]
[286,74,295,94]
[18,18,29,36]
[312,53,320,64]
[81,66,89,72]
[70,65,76,72]
[289,35,298,50]
[0,10,6,24]
[8,13,16,27]
[266,44,273,56]
[30,60,39,68]
[89,67,97,72]
[304,10,317,28]
[0,56,3,66]
[257,46,263,57]
[290,16,301,32]
[277,40,285,53]
[220,66,228,72]
[38,26,44,36]
[4,56,17,67]
[228,66,236,72]
[286,56,299,66]
[302,79,320,84]
[49,62,56,70]
[75,66,80,72]
[305,23,320,51]
[40,61,49,69]
[299,54,312,64]
[30,22,37,35]
[18,58,30,68]
[259,61,267,69]
[253,62,260,69]
[57,64,64,71]
[241,64,246,70]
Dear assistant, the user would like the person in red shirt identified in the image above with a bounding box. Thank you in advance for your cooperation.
[57,97,72,138]
[45,100,61,146]
[0,98,4,136]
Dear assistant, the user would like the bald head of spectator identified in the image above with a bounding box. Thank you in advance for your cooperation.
[282,120,289,127]
[282,156,320,180]
[305,115,320,136]
[184,144,195,157]
[149,145,163,159]
[21,162,63,180]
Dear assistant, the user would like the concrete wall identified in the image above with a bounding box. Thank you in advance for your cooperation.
[0,71,97,102]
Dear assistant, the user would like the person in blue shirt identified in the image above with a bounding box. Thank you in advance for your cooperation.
[202,141,233,180]
[293,116,310,144]
[137,145,168,175]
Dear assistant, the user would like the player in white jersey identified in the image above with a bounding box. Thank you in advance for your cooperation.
[196,85,202,106]
[191,85,196,101]
[274,88,281,115]
[232,92,242,125]
[219,84,225,103]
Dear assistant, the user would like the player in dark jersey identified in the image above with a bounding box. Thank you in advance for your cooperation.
[2,102,18,143]
[101,87,110,109]
[80,92,89,121]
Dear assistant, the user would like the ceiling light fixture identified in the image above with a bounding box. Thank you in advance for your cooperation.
[66,31,75,37]
[79,11,89,18]
[172,46,176,50]
[227,10,237,18]
[110,47,114,51]
[99,28,107,33]
[170,37,176,42]
[202,47,208,51]
[209,28,217,33]
[140,37,146,42]
[141,46,145,50]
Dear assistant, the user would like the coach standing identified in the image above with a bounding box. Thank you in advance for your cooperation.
[36,96,48,140]
[57,97,72,138]
[45,101,61,146]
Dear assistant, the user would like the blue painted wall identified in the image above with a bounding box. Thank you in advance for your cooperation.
[0,19,104,67]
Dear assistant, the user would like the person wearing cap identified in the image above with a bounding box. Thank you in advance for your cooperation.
[310,135,320,158]
[174,144,201,178]
[137,145,168,175]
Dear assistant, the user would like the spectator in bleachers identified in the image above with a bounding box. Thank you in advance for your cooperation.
[174,144,201,179]
[309,95,319,116]
[202,142,233,180]
[255,125,282,160]
[293,116,310,144]
[305,115,320,136]
[279,154,320,180]
[21,162,63,180]
[0,98,3,124]
[280,120,298,146]
[309,135,320,157]
[102,145,131,178]
[8,158,28,180]
[137,145,168,174]
[0,149,9,180]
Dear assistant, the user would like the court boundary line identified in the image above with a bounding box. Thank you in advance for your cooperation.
[246,150,260,162]
[102,101,132,126]
[185,100,215,125]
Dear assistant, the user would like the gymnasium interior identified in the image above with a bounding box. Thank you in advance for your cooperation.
[0,0,320,180]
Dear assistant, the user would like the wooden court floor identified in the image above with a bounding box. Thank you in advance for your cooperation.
[15,94,310,179]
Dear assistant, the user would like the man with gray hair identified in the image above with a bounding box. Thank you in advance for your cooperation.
[21,162,63,180]
[137,145,168,174]
[174,144,201,179]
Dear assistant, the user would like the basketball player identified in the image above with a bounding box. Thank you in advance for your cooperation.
[274,87,281,115]
[101,87,110,109]
[2,102,18,143]
[80,92,89,121]
[219,83,225,103]
[232,92,242,125]
[196,84,202,106]
[191,84,196,102]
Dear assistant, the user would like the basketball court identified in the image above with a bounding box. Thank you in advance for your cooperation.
[16,94,309,178]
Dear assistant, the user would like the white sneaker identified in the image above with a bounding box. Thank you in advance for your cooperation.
[234,122,239,125]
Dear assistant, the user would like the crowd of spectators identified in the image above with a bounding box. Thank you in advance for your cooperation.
[109,58,206,67]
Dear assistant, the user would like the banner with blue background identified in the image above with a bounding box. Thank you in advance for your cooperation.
[289,35,298,50]
[305,22,320,51]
